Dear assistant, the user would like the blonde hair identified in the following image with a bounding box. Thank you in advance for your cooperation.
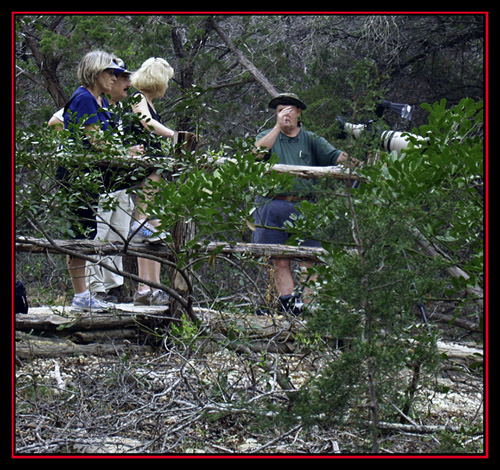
[77,50,115,88]
[131,57,174,97]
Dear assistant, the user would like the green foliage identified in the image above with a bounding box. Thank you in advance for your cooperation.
[14,15,485,453]
[15,108,150,239]
[15,86,484,452]
[278,98,483,447]
[148,142,294,246]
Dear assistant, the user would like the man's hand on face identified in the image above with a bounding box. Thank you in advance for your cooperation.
[276,105,301,135]
[277,105,293,128]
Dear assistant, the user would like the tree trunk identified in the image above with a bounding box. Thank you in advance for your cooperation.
[22,21,67,108]
[168,220,196,319]
[168,131,199,318]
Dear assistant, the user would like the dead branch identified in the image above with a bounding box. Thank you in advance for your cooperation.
[207,16,279,97]
[15,236,328,262]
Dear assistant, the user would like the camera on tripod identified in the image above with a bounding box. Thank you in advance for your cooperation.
[337,100,425,155]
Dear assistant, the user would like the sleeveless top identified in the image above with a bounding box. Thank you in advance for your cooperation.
[126,92,164,156]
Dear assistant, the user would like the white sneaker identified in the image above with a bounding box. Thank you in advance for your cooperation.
[150,289,170,306]
[71,292,115,312]
[128,220,169,243]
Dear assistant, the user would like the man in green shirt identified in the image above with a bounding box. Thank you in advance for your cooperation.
[253,93,357,315]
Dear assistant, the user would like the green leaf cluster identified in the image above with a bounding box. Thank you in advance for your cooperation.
[148,143,294,246]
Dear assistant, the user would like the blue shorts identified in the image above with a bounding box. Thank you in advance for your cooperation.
[251,197,322,247]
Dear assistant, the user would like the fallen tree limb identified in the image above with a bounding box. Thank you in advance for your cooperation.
[14,304,170,331]
[377,421,482,435]
[15,305,482,362]
[15,305,305,355]
[435,340,483,361]
[411,228,483,299]
[15,303,310,362]
[15,236,328,262]
[15,331,153,359]
[430,311,481,333]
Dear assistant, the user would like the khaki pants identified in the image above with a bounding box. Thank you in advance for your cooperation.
[86,189,134,293]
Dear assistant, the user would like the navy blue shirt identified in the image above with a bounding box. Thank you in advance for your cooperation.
[64,86,112,132]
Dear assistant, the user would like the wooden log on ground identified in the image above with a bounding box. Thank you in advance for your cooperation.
[435,340,483,362]
[377,421,482,435]
[14,304,168,360]
[14,304,306,358]
[15,331,153,359]
[69,328,138,344]
[411,228,483,299]
[197,307,305,353]
[14,304,170,331]
[15,305,483,361]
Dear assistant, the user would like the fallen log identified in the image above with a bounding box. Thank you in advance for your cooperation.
[377,421,482,436]
[411,228,483,299]
[430,311,481,333]
[198,307,305,354]
[69,328,138,344]
[14,304,170,331]
[15,305,483,361]
[15,331,153,359]
[435,340,483,362]
[15,236,327,262]
[14,304,170,360]
[14,304,308,359]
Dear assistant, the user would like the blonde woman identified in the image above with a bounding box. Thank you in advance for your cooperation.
[130,57,176,144]
[127,57,177,305]
[62,50,125,311]
[65,50,124,139]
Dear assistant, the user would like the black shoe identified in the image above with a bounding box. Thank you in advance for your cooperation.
[94,291,118,303]
[107,286,133,303]
[256,306,272,316]
[278,294,303,316]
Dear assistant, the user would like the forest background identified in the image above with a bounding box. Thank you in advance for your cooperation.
[14,13,486,455]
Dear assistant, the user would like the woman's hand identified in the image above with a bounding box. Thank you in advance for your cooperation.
[127,144,145,157]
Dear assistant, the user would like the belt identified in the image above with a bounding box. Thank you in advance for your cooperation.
[273,195,316,202]
[274,195,302,202]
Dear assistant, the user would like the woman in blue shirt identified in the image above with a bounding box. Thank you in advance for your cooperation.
[62,50,125,311]
[64,50,124,139]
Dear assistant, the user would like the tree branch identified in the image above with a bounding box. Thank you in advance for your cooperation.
[208,16,279,97]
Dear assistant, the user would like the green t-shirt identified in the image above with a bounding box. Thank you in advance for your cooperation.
[256,126,342,195]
